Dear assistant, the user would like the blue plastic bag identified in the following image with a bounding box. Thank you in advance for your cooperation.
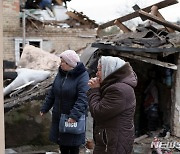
[59,114,85,134]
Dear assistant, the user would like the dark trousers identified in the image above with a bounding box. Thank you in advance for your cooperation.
[59,145,80,154]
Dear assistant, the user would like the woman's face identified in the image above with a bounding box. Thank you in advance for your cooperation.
[96,63,102,83]
[60,58,74,71]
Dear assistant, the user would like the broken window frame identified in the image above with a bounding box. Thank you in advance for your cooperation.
[15,38,43,65]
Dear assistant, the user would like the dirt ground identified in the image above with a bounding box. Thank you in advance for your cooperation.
[5,145,92,154]
[5,135,180,154]
[5,130,180,154]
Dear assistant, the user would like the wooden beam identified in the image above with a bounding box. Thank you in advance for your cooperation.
[138,10,180,32]
[114,20,131,33]
[66,11,98,28]
[118,52,177,70]
[132,52,157,59]
[150,5,174,32]
[97,27,103,37]
[23,10,26,49]
[25,10,44,23]
[55,0,63,5]
[0,1,5,153]
[98,0,178,30]
[66,11,87,25]
[27,18,39,30]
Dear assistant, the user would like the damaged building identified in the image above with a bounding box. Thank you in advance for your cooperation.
[3,0,97,66]
[2,0,180,153]
[81,0,180,153]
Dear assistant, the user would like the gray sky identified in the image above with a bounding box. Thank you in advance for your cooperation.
[67,0,180,24]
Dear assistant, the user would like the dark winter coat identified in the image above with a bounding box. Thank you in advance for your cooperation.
[87,63,137,154]
[40,62,89,146]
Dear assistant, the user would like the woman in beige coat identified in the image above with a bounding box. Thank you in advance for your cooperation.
[87,56,137,154]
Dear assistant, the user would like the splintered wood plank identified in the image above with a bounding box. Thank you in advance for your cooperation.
[138,10,180,32]
[66,11,88,25]
[66,11,98,28]
[98,0,178,29]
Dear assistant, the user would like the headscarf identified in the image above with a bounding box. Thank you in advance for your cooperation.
[100,56,126,80]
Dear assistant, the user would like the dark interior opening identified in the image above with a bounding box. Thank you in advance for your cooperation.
[124,53,178,137]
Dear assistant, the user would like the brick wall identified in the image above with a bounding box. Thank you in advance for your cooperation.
[3,27,97,62]
[3,0,20,31]
[2,0,97,63]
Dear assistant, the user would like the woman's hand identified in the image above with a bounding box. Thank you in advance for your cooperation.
[68,118,76,123]
[88,77,100,88]
[40,111,44,116]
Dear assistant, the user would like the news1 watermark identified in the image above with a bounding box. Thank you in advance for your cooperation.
[151,140,180,149]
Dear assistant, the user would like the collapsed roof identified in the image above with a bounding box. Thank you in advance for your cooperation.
[91,0,180,71]
[20,0,98,29]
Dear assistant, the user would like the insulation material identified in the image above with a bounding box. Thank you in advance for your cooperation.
[32,9,55,21]
[3,68,51,96]
[52,5,69,21]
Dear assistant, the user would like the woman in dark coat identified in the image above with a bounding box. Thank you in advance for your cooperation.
[88,56,137,154]
[40,50,89,154]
